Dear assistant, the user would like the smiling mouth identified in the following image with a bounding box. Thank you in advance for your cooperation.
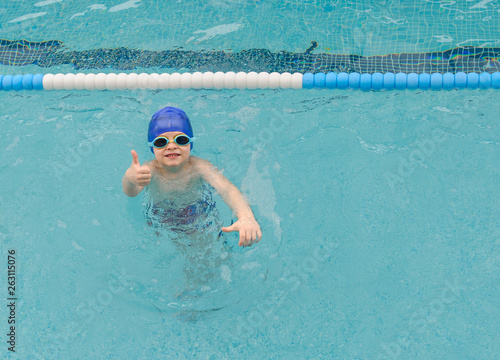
[165,154,180,158]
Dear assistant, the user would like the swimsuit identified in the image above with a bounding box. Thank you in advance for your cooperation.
[146,185,219,235]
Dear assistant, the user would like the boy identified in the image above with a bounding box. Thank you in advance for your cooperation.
[122,106,262,247]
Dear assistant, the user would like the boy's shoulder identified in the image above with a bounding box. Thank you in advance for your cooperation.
[143,159,156,170]
[189,156,217,174]
[189,156,212,167]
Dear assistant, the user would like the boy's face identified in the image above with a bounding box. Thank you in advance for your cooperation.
[153,131,191,168]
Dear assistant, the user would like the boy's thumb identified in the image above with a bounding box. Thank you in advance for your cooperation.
[131,150,140,165]
[221,224,235,233]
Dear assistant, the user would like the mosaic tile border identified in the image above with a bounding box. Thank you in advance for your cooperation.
[1,39,500,74]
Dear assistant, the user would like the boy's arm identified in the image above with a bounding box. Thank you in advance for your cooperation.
[193,157,262,246]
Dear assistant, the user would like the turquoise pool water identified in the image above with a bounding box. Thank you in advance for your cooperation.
[1,87,499,359]
[1,1,500,359]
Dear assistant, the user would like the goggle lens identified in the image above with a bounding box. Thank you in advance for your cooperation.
[175,135,190,145]
[153,137,168,148]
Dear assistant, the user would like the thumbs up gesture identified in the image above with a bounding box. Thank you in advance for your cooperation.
[125,150,151,187]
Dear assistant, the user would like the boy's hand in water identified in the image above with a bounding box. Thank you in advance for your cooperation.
[221,217,262,247]
[125,150,151,186]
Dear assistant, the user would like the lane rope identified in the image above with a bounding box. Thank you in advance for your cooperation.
[1,71,499,91]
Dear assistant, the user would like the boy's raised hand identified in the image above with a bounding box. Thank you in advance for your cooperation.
[126,150,151,186]
[221,218,262,247]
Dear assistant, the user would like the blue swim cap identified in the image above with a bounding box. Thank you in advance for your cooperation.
[148,107,194,153]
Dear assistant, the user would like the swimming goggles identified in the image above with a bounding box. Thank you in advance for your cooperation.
[148,134,196,148]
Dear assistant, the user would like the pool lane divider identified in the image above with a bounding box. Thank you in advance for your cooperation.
[1,71,500,91]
